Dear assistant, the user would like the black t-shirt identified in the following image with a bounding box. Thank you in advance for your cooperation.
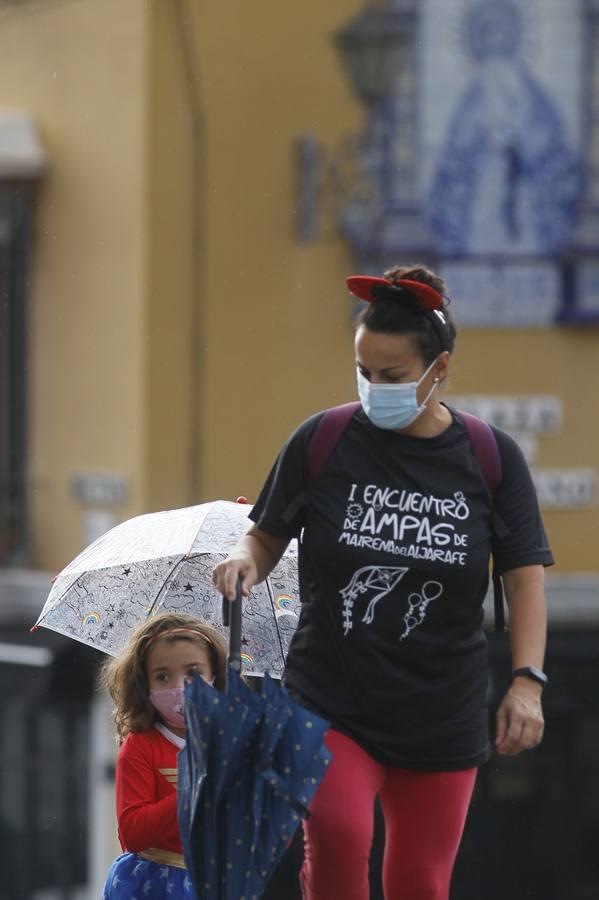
[249,406,553,771]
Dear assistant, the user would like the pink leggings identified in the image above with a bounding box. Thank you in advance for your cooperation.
[301,730,476,900]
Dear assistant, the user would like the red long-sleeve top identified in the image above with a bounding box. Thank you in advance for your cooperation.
[116,727,183,854]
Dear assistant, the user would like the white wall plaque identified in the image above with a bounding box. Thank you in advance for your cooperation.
[71,472,129,507]
[448,394,597,508]
[532,469,598,509]
[448,395,562,433]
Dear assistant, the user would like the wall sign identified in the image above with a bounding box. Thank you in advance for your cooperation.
[439,260,562,327]
[71,472,129,507]
[532,469,597,509]
[449,395,561,434]
[448,394,597,509]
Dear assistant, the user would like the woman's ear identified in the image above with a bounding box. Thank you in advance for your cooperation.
[435,351,451,383]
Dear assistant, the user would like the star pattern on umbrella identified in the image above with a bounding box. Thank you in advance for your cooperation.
[180,670,332,898]
[33,500,300,674]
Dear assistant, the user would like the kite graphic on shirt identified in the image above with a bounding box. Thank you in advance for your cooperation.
[340,566,408,635]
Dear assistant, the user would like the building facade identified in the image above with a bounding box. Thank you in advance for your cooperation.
[0,0,597,897]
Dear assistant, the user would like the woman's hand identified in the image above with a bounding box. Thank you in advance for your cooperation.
[212,527,290,601]
[495,679,544,755]
[212,551,258,601]
[496,565,547,755]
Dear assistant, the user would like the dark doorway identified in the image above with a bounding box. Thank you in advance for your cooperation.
[0,183,33,566]
[0,634,101,900]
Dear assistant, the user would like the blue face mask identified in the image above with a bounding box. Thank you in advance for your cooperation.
[357,358,439,430]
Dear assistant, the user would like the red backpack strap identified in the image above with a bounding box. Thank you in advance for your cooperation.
[458,410,502,494]
[307,402,361,481]
[458,410,508,633]
[282,402,361,524]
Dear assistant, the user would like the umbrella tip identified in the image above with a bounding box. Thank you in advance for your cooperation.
[236,496,249,504]
[30,625,39,633]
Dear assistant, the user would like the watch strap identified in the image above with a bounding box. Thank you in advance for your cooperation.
[512,666,548,687]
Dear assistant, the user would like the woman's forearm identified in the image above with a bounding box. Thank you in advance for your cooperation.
[235,529,288,583]
[496,565,547,754]
[503,565,547,671]
[213,526,289,600]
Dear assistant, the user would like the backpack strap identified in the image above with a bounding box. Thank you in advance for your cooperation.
[282,402,361,523]
[458,410,502,494]
[457,409,508,633]
[457,409,509,539]
[307,402,361,481]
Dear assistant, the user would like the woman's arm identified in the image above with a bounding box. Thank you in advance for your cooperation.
[495,564,547,755]
[212,526,290,601]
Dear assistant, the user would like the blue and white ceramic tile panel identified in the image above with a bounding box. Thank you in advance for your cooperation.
[573,5,599,316]
[418,0,585,326]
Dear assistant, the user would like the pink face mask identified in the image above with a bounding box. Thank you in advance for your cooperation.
[149,687,186,729]
[149,678,215,729]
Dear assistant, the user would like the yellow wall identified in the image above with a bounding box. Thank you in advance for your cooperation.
[190,0,363,497]
[145,1,196,512]
[0,0,148,569]
[0,0,596,574]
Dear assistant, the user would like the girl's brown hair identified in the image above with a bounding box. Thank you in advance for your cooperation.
[99,612,228,744]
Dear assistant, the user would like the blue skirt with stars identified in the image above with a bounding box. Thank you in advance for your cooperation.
[103,852,197,899]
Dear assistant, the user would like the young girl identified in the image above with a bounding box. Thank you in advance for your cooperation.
[100,612,228,899]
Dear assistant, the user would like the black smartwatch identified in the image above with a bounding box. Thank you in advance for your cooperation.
[511,666,548,688]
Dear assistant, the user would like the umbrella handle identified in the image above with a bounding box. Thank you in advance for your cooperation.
[222,579,243,673]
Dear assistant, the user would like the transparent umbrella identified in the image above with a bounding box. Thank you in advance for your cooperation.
[33,500,299,676]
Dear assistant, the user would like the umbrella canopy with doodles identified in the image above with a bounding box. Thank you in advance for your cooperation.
[33,501,300,677]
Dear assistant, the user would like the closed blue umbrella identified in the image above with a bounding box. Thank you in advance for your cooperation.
[177,590,331,900]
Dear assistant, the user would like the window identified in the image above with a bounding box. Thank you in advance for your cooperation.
[0,184,31,565]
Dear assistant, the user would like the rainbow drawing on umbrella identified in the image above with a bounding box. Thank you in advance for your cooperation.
[240,652,254,666]
[34,501,300,675]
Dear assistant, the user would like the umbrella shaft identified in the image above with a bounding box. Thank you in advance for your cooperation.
[223,582,243,672]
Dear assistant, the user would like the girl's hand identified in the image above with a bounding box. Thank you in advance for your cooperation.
[495,680,544,755]
[212,552,258,601]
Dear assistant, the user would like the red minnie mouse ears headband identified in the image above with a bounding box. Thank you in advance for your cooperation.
[346,275,443,309]
[346,275,451,352]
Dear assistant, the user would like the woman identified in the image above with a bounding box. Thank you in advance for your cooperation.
[212,264,552,900]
